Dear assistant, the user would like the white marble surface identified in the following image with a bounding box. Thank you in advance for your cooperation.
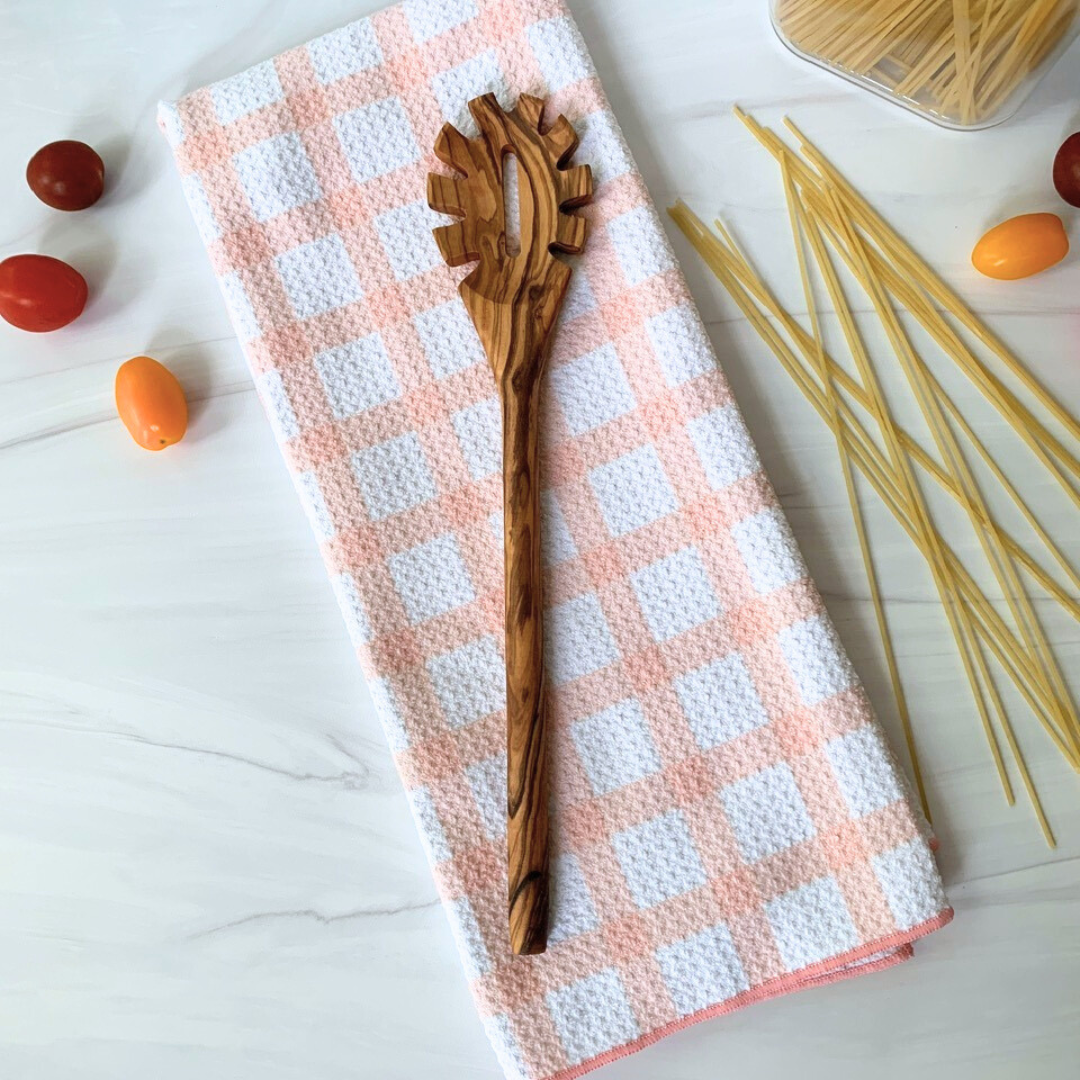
[1,1,1078,1077]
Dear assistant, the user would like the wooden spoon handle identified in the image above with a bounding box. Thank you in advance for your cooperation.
[503,374,549,956]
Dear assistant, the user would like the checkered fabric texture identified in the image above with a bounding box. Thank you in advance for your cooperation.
[159,2,952,1077]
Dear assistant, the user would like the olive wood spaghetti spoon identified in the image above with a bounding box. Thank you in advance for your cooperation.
[427,93,593,956]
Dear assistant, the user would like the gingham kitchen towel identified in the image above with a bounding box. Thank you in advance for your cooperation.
[160,2,952,1077]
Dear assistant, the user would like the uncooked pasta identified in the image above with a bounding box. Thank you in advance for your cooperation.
[670,112,1080,845]
[773,0,1079,125]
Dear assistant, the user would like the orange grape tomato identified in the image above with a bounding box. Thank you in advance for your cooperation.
[0,254,87,332]
[1053,132,1080,208]
[971,213,1069,281]
[115,356,188,451]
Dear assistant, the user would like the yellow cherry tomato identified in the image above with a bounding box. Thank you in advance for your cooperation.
[115,355,188,451]
[972,213,1069,281]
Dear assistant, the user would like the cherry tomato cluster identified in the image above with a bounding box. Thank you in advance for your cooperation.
[0,141,103,332]
[1,140,188,451]
[972,132,1080,281]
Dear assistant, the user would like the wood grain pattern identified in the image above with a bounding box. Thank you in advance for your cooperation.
[427,94,593,955]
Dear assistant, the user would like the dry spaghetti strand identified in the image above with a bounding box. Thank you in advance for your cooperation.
[778,157,930,819]
[668,113,1080,844]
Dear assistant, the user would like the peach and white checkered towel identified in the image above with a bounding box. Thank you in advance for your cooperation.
[159,2,952,1077]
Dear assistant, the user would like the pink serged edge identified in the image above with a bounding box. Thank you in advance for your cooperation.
[550,907,955,1080]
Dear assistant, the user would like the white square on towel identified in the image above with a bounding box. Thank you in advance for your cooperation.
[731,508,806,594]
[448,895,492,980]
[407,786,451,863]
[483,1015,528,1080]
[550,344,636,436]
[526,17,593,92]
[687,405,760,490]
[181,173,220,243]
[366,676,408,752]
[308,20,383,83]
[315,334,399,419]
[427,636,504,729]
[234,133,322,222]
[766,877,860,971]
[559,270,597,324]
[404,0,478,42]
[351,432,437,520]
[466,754,506,840]
[571,699,662,796]
[542,492,578,566]
[432,51,511,131]
[255,370,299,441]
[330,572,371,647]
[722,764,815,862]
[276,235,362,319]
[576,110,632,186]
[210,60,283,124]
[631,547,720,643]
[412,298,486,378]
[779,614,857,706]
[826,726,904,817]
[549,853,600,944]
[646,304,715,387]
[546,969,639,1067]
[452,397,501,479]
[608,206,676,287]
[613,810,707,909]
[657,923,750,1016]
[334,98,421,183]
[589,446,678,537]
[374,201,444,280]
[295,470,334,540]
[545,594,620,686]
[872,839,947,931]
[414,300,487,379]
[219,272,260,342]
[159,104,185,149]
[675,653,770,749]
[389,534,476,624]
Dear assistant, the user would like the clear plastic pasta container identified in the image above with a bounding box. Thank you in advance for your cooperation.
[771,0,1080,130]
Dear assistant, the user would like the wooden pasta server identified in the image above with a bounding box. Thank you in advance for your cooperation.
[427,93,593,955]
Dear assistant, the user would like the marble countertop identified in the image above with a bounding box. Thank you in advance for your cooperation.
[1,1,1078,1077]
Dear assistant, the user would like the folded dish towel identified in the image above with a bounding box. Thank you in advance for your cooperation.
[160,2,952,1077]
